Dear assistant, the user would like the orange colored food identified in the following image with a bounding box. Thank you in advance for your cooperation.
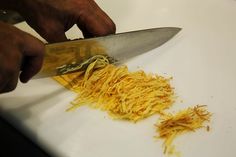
[54,59,174,122]
[155,105,211,156]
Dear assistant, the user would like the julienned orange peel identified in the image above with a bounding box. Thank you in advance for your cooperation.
[155,105,211,156]
[54,56,175,122]
[53,56,211,156]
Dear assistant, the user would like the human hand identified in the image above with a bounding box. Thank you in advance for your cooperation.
[0,22,44,93]
[19,0,116,42]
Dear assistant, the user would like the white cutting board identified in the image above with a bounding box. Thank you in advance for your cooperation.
[1,0,236,157]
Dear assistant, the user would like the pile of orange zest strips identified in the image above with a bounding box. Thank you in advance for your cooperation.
[53,57,212,156]
[155,105,211,156]
[54,57,175,122]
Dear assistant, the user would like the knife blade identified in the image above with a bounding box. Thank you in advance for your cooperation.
[34,27,181,78]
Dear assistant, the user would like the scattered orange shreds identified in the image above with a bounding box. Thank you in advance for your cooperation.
[155,105,212,156]
[54,61,175,122]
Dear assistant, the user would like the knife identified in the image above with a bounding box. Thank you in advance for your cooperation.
[34,27,181,78]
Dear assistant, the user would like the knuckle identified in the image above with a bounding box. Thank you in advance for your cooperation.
[4,83,17,93]
[111,22,116,33]
[5,65,18,75]
[11,33,24,48]
[97,19,116,36]
[106,21,116,34]
[99,23,116,36]
[14,33,24,44]
[33,63,42,74]
[39,26,65,42]
[38,42,45,54]
[0,76,18,94]
[34,57,44,72]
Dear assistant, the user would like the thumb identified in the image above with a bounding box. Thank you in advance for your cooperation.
[20,33,45,83]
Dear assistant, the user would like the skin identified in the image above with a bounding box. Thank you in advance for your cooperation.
[0,21,44,93]
[0,0,116,93]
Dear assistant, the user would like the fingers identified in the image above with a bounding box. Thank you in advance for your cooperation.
[19,56,42,83]
[77,0,116,38]
[29,19,68,43]
[37,23,68,43]
[0,22,44,93]
[0,71,19,94]
[20,0,115,41]
[0,49,21,94]
[20,33,45,83]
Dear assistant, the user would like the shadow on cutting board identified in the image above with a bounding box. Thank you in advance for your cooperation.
[0,86,68,157]
[0,116,52,157]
